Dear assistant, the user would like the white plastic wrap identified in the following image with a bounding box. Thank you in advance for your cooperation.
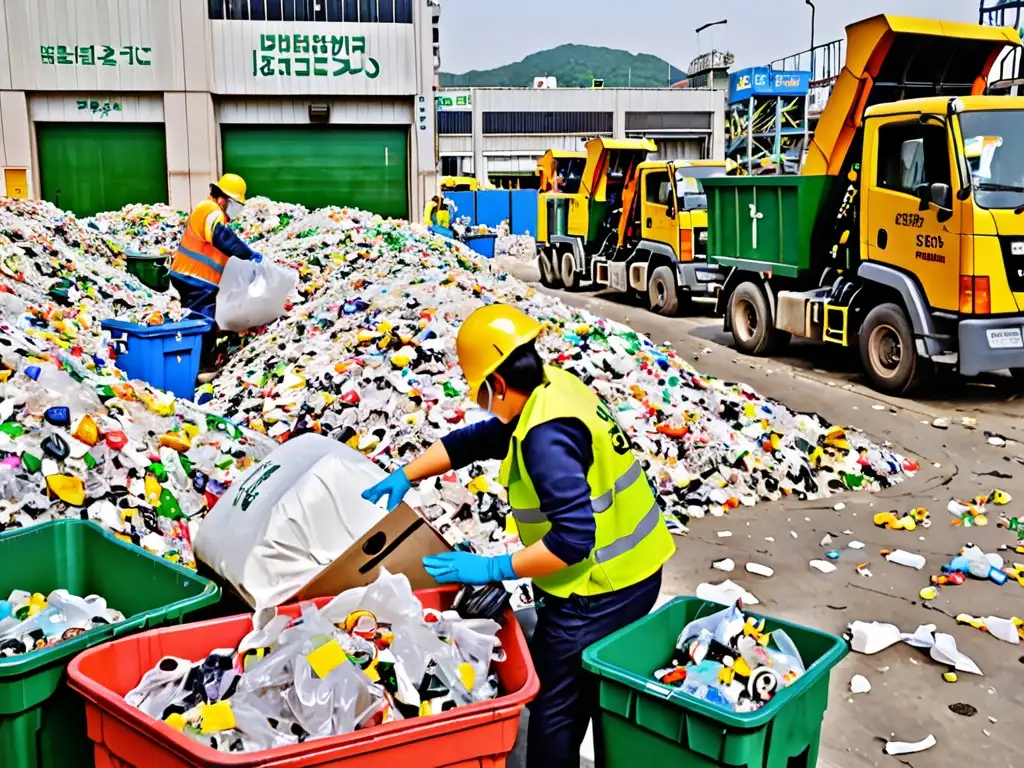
[215,256,297,332]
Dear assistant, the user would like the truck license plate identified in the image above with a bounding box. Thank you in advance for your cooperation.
[986,328,1024,349]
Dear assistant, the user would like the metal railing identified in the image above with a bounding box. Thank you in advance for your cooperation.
[980,0,1024,88]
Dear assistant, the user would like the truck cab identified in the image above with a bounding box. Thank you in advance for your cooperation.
[537,139,725,315]
[536,149,587,194]
[706,14,1024,394]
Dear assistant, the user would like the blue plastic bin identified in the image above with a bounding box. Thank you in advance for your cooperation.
[464,233,498,259]
[101,317,212,400]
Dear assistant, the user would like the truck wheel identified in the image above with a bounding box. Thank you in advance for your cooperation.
[859,303,927,395]
[539,250,561,288]
[729,282,780,355]
[648,266,680,316]
[561,252,581,290]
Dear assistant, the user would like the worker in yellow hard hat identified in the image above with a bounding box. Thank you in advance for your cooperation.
[423,194,453,237]
[361,304,675,767]
[169,173,263,373]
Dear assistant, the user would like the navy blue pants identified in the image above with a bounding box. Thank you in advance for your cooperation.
[170,275,219,369]
[526,569,662,768]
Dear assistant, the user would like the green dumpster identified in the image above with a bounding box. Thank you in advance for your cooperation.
[0,520,220,768]
[125,250,170,292]
[582,597,848,767]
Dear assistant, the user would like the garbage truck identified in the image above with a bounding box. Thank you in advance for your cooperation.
[702,14,1024,394]
[536,139,727,315]
[536,149,587,194]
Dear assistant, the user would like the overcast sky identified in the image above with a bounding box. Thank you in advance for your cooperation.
[439,0,982,74]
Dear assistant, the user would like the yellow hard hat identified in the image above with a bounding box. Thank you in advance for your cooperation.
[215,173,247,203]
[457,305,543,399]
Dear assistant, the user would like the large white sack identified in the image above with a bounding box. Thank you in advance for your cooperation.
[194,434,390,613]
[215,256,297,331]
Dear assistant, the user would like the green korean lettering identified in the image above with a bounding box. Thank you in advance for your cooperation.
[293,33,310,53]
[332,56,351,76]
[364,56,380,79]
[259,54,275,76]
[312,34,328,53]
[99,45,116,66]
[260,34,275,52]
[350,36,366,55]
[119,46,135,65]
[277,57,291,75]
[277,34,291,54]
[331,35,348,56]
[314,56,328,76]
[295,56,310,76]
[56,45,73,65]
[135,47,151,66]
[75,45,95,66]
[40,45,55,65]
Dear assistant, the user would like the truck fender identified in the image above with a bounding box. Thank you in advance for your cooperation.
[632,241,677,292]
[719,269,776,332]
[856,262,943,356]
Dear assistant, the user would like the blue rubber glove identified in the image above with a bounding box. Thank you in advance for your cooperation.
[361,468,411,511]
[423,551,516,586]
[250,252,263,264]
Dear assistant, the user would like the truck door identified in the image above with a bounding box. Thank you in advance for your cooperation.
[641,168,680,258]
[865,116,961,312]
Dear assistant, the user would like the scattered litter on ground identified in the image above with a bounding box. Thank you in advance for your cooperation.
[948,702,977,717]
[849,674,871,694]
[885,550,926,570]
[848,621,982,675]
[696,580,759,606]
[712,558,735,572]
[809,560,836,574]
[745,563,774,578]
[884,734,936,756]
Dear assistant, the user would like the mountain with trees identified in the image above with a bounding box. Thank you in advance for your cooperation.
[440,44,686,88]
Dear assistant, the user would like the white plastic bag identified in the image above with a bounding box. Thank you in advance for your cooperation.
[215,256,297,332]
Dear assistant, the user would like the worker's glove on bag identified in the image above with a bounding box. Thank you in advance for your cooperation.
[250,252,263,264]
[423,552,516,586]
[360,468,411,511]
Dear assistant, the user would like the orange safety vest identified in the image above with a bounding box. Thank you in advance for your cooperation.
[170,199,230,287]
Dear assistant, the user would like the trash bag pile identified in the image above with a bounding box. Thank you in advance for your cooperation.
[0,319,268,565]
[0,588,124,656]
[125,571,502,754]
[83,203,187,255]
[198,201,915,543]
[655,602,805,713]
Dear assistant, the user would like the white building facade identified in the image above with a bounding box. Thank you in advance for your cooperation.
[437,87,727,187]
[0,0,439,217]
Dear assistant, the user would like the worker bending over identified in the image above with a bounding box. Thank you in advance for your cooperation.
[362,304,675,767]
[423,194,453,236]
[169,173,262,372]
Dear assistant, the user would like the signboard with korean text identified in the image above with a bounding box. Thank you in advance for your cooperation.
[5,0,182,91]
[436,91,472,111]
[211,21,417,96]
[28,93,164,123]
[729,67,811,104]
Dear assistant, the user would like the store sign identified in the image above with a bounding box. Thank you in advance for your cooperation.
[77,99,123,119]
[436,92,472,110]
[40,44,152,68]
[729,66,810,104]
[251,33,379,79]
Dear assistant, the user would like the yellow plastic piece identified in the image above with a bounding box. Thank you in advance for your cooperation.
[164,712,187,731]
[72,415,99,446]
[419,700,433,717]
[344,610,377,637]
[467,476,490,495]
[144,474,163,506]
[943,672,958,683]
[919,586,937,601]
[199,701,236,734]
[46,475,85,506]
[458,661,476,690]
[990,489,1012,505]
[306,639,347,679]
[391,352,411,368]
[159,432,191,453]
[822,304,849,346]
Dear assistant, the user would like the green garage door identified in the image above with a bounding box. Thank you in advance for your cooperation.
[37,123,168,216]
[221,126,408,218]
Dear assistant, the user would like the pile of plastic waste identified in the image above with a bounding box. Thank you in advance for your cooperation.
[200,202,915,543]
[84,204,187,255]
[125,571,501,753]
[654,602,805,713]
[0,588,124,656]
[0,320,269,566]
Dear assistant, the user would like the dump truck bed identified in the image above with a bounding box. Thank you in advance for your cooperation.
[701,175,834,279]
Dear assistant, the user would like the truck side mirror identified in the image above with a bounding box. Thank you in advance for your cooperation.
[930,182,952,209]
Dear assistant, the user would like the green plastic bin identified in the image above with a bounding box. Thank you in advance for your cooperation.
[0,520,220,768]
[582,597,848,768]
[125,250,170,292]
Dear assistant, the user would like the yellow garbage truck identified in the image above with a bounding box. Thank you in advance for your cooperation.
[536,139,727,315]
[703,14,1024,394]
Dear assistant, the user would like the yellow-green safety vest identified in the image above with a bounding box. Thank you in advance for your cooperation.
[499,366,675,597]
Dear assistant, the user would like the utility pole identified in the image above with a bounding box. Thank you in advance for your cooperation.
[805,0,816,78]
[695,19,728,87]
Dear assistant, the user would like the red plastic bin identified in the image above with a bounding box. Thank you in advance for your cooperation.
[67,587,538,768]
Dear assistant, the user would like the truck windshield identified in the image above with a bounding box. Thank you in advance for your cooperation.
[675,166,726,211]
[960,111,1024,209]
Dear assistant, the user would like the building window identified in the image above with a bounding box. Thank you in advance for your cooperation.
[482,112,613,135]
[441,156,461,177]
[625,112,713,132]
[438,112,473,135]
[209,0,412,21]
